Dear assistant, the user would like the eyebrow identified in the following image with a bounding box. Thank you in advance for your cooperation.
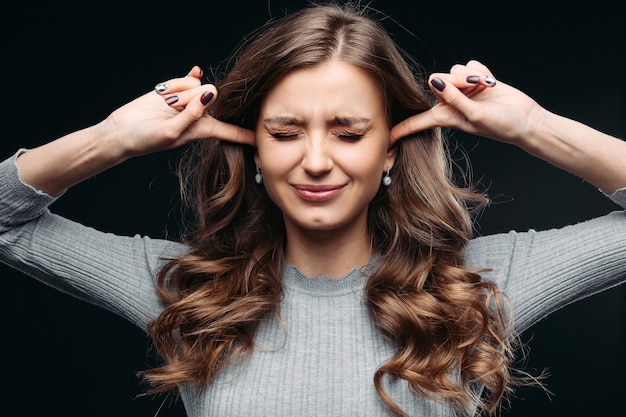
[264,117,304,126]
[263,117,371,126]
[332,117,371,126]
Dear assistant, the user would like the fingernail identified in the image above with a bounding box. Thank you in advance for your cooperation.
[466,75,480,84]
[200,91,214,105]
[483,75,497,86]
[165,95,179,105]
[431,77,446,92]
[155,83,168,93]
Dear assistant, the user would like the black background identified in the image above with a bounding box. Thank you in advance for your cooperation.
[1,1,624,416]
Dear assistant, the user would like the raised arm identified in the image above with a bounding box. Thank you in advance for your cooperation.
[16,66,255,196]
[390,60,626,194]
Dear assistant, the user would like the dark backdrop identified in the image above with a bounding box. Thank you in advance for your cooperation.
[1,1,624,416]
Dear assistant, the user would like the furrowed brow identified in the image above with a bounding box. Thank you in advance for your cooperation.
[264,117,304,126]
[332,117,371,126]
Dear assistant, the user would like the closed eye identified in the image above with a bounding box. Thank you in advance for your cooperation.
[337,133,364,141]
[269,131,300,140]
[334,128,367,141]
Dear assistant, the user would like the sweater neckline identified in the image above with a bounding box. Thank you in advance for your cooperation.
[282,256,378,295]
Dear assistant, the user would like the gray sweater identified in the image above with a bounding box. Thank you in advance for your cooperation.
[1,150,625,416]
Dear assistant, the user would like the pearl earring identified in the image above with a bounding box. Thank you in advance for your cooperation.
[382,166,392,187]
[255,165,263,184]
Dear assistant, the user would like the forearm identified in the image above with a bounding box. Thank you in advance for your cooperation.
[522,109,626,194]
[16,120,127,196]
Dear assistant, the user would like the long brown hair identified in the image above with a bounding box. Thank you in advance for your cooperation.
[141,3,518,415]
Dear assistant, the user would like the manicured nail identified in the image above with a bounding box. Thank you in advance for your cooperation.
[483,75,497,86]
[200,91,214,105]
[466,75,480,84]
[431,77,446,92]
[165,95,179,105]
[155,83,168,93]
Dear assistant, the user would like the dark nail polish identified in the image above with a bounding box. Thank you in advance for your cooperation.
[466,75,480,84]
[431,77,446,92]
[200,91,214,105]
[165,95,179,105]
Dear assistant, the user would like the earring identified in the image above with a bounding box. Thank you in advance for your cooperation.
[382,166,391,187]
[255,165,263,184]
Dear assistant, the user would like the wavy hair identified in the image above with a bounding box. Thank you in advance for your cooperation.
[141,2,520,415]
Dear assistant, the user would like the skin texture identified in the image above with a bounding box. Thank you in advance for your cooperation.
[254,61,396,278]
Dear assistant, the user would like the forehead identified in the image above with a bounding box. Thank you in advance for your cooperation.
[260,60,385,119]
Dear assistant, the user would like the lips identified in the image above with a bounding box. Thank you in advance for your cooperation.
[292,184,345,201]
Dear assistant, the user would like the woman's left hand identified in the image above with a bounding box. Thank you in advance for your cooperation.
[390,60,543,147]
[391,60,626,194]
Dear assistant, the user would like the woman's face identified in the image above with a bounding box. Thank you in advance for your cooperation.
[255,60,396,235]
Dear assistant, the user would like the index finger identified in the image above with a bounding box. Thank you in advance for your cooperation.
[389,110,437,144]
[208,119,256,146]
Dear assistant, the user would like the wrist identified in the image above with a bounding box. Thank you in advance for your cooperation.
[516,105,554,156]
[94,118,134,164]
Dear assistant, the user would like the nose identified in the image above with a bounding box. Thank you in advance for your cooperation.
[301,133,333,176]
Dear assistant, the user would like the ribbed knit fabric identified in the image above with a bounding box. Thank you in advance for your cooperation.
[2,150,626,416]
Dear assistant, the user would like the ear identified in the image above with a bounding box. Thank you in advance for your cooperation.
[253,151,260,167]
[384,144,398,171]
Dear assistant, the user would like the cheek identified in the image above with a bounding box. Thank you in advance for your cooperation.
[339,145,387,179]
[257,142,300,182]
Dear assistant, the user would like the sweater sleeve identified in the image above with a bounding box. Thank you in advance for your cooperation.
[0,150,188,330]
[465,189,626,334]
[607,186,626,208]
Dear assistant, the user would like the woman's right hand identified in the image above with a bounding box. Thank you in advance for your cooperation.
[15,66,254,196]
[106,66,255,159]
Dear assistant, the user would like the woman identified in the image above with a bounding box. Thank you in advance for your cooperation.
[1,3,624,416]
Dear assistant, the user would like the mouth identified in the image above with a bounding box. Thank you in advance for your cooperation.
[292,184,346,201]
